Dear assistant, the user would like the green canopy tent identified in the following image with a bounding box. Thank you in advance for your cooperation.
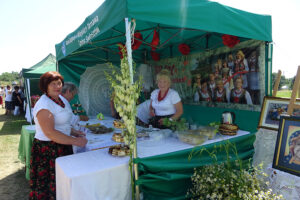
[55,0,272,198]
[21,53,56,124]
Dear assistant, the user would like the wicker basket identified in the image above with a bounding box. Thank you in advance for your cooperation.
[219,124,239,136]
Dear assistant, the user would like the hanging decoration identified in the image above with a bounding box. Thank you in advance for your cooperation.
[132,32,143,50]
[222,34,240,48]
[151,29,160,50]
[178,43,190,55]
[151,51,160,61]
[118,43,126,58]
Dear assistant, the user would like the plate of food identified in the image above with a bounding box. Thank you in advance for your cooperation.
[88,125,114,134]
[113,120,126,129]
[112,133,125,143]
[108,144,130,157]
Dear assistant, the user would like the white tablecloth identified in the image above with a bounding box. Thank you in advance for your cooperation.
[56,118,250,200]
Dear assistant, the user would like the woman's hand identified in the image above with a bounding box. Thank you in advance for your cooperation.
[158,118,167,125]
[149,109,155,117]
[71,129,86,137]
[74,136,88,147]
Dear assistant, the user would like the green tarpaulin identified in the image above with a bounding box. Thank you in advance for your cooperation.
[55,0,272,64]
[22,53,56,95]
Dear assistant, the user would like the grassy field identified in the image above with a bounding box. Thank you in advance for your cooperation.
[275,90,292,98]
[0,108,30,200]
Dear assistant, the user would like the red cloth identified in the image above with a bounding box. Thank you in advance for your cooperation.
[0,96,2,105]
[132,32,143,50]
[151,51,160,61]
[151,29,160,50]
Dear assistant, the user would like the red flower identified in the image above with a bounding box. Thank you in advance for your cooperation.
[178,43,190,55]
[132,32,143,50]
[151,29,159,50]
[222,34,240,48]
[151,51,160,61]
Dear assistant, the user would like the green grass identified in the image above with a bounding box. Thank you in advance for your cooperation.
[0,108,30,199]
[275,90,292,98]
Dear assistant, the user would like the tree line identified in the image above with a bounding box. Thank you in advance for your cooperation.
[0,72,20,83]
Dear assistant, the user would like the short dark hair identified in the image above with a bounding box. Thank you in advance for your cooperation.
[14,86,19,90]
[39,71,64,94]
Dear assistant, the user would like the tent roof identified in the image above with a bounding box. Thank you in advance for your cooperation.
[55,0,272,63]
[22,54,56,79]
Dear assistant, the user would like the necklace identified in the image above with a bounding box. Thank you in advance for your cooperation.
[158,88,169,102]
[46,94,65,108]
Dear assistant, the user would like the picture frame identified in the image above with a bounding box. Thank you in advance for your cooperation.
[258,96,300,130]
[273,115,300,177]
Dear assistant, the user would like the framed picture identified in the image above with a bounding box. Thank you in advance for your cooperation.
[273,116,300,177]
[258,96,300,130]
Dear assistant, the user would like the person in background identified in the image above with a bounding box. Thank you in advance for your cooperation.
[193,74,201,102]
[235,50,249,89]
[230,77,253,105]
[12,86,22,116]
[208,73,216,98]
[4,85,13,115]
[213,78,230,103]
[149,69,183,129]
[0,86,4,108]
[61,82,89,122]
[29,71,87,200]
[136,99,151,127]
[197,79,212,102]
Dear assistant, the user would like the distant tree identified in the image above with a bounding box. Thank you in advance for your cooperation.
[0,71,20,83]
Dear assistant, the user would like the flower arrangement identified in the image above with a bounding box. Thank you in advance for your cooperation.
[105,46,142,198]
[187,144,284,200]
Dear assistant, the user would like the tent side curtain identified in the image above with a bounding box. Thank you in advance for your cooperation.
[55,0,272,62]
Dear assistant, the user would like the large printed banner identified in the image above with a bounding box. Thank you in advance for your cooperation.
[149,40,265,109]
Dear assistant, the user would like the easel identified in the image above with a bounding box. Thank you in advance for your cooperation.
[287,66,300,115]
[272,70,282,97]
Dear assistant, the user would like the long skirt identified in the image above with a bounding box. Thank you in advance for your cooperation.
[29,139,73,200]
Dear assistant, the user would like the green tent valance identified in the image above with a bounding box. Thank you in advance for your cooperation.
[55,0,272,64]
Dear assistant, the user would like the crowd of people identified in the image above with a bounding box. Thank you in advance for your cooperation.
[0,84,25,115]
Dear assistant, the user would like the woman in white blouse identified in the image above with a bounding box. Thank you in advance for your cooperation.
[149,69,183,128]
[29,71,87,200]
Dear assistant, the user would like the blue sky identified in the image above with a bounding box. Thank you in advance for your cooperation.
[1,0,299,78]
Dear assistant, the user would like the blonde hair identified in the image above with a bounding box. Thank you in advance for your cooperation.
[236,50,245,59]
[156,69,171,84]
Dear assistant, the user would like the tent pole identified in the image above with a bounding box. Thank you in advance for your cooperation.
[25,79,33,125]
[125,17,140,200]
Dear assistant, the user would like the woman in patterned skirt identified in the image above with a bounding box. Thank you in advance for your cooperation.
[29,71,87,200]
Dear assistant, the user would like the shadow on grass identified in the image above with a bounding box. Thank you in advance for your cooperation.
[0,112,29,135]
[0,167,30,200]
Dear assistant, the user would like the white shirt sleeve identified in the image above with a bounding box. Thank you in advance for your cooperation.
[245,91,253,105]
[170,90,181,104]
[194,92,199,102]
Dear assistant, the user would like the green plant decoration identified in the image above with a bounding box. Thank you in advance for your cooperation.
[162,118,188,131]
[105,46,142,199]
[187,142,284,200]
